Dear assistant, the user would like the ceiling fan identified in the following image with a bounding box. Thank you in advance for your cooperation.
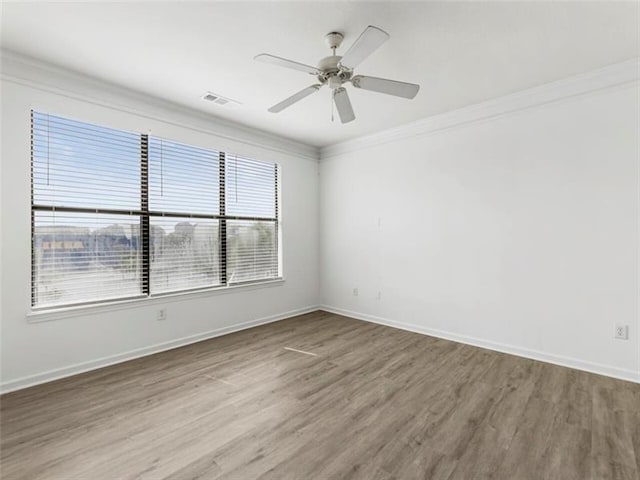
[254,26,420,124]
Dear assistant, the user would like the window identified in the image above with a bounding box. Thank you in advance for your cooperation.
[147,137,222,294]
[225,155,279,283]
[31,111,280,309]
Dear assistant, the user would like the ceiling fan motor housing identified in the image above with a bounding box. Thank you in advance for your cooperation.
[317,55,352,86]
[317,55,341,72]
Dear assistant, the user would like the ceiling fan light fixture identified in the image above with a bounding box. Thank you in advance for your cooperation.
[328,76,342,89]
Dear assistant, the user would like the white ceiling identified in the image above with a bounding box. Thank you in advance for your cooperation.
[2,2,638,148]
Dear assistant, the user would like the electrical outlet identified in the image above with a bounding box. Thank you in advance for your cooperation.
[157,309,167,321]
[614,324,628,340]
[353,287,359,297]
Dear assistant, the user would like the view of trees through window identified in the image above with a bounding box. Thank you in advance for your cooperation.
[32,111,280,308]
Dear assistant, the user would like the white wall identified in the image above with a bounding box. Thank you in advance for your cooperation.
[0,55,320,392]
[320,76,640,382]
[2,53,639,392]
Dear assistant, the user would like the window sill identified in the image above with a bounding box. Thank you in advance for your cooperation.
[26,278,285,323]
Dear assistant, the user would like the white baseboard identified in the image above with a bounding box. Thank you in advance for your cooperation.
[1,305,320,394]
[320,305,640,384]
[5,304,636,393]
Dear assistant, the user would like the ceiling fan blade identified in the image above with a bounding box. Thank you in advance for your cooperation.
[351,75,420,99]
[268,84,322,113]
[333,87,355,124]
[339,26,389,70]
[254,54,320,75]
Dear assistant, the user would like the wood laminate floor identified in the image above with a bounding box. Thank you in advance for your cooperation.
[1,311,639,480]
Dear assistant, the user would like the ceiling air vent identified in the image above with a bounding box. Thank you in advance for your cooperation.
[202,92,240,107]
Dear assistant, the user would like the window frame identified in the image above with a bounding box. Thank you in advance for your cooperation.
[30,111,282,311]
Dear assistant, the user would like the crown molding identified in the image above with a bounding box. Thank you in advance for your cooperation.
[3,50,636,163]
[320,58,640,160]
[0,49,320,162]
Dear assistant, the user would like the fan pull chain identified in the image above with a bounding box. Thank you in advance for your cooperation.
[331,91,335,122]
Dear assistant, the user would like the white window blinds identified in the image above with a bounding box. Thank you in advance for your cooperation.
[31,111,281,309]
[225,155,279,284]
[148,137,222,293]
[32,112,143,308]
